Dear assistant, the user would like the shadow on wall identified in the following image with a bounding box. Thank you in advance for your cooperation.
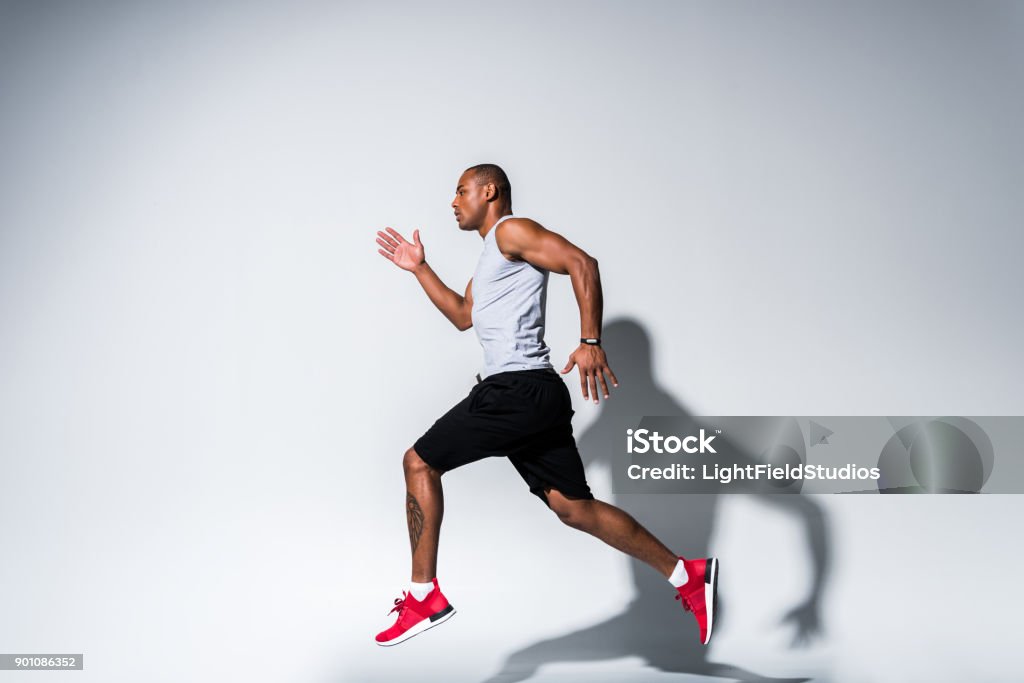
[482,318,833,683]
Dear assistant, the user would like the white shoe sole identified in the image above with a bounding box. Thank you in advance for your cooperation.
[376,605,456,647]
[704,557,719,645]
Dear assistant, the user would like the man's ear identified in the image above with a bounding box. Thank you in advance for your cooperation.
[484,183,496,201]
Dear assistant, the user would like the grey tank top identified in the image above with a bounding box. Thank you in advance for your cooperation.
[471,215,553,379]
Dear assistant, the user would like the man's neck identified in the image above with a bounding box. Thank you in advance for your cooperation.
[478,212,514,240]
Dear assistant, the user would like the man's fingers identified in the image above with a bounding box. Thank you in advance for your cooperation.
[578,367,589,400]
[378,248,394,261]
[606,365,620,387]
[377,230,400,248]
[385,227,407,243]
[413,229,421,245]
[561,357,575,374]
[596,370,610,399]
[376,237,396,253]
[588,372,599,404]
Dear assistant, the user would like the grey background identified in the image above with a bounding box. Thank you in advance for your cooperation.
[0,1,1021,681]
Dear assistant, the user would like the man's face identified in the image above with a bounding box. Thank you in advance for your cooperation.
[451,171,491,231]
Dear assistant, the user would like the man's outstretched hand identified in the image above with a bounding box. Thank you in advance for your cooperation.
[562,344,619,404]
[377,227,425,271]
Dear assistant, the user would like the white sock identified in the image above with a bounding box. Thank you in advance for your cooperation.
[409,580,434,601]
[667,559,689,587]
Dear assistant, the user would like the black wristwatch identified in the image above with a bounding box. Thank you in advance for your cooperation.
[580,337,601,346]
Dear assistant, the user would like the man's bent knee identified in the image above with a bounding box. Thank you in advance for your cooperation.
[546,488,593,530]
[403,447,439,478]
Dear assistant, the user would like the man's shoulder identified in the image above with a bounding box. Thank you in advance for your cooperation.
[494,216,546,246]
[496,215,541,231]
[494,217,540,262]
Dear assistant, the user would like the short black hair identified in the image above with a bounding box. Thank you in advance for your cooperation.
[466,163,512,209]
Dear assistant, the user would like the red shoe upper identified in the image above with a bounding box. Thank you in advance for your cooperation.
[375,578,451,643]
[674,557,711,644]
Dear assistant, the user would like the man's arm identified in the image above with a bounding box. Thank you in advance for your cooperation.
[495,218,618,403]
[376,227,473,331]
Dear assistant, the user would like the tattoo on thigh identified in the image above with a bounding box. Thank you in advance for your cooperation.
[406,492,425,551]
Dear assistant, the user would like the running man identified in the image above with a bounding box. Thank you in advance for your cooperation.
[373,163,718,647]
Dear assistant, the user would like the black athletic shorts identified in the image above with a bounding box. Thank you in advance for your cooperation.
[413,368,594,506]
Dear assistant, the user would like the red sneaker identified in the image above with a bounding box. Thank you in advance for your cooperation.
[674,556,719,645]
[375,578,456,646]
